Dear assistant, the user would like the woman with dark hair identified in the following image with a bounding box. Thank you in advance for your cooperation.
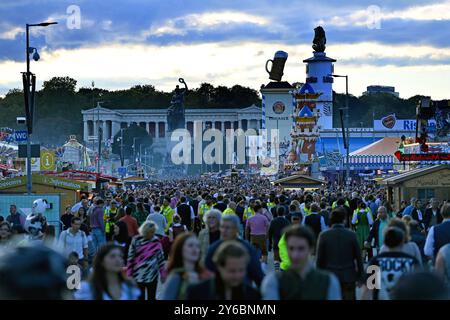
[75,206,90,236]
[75,244,140,300]
[162,233,212,300]
[112,220,131,260]
[113,221,130,246]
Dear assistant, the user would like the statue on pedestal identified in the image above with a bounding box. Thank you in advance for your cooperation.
[167,78,188,132]
[312,26,326,53]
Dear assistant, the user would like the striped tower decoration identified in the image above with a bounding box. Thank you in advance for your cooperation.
[292,94,296,129]
[261,94,268,160]
[261,94,266,129]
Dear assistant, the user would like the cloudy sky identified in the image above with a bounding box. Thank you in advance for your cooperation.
[0,0,449,99]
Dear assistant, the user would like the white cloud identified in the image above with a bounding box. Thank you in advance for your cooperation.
[385,0,450,21]
[0,26,22,40]
[144,11,270,37]
[318,0,450,28]
[0,40,449,99]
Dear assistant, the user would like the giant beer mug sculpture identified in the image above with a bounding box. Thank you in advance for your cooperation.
[265,51,288,82]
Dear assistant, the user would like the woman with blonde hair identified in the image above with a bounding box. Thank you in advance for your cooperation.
[198,209,222,263]
[127,220,167,300]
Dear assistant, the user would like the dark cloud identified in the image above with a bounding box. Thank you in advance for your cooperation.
[0,0,448,65]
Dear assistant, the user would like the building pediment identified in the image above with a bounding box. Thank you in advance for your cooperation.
[238,104,262,113]
[82,106,122,116]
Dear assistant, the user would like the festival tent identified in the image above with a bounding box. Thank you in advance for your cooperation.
[272,174,325,190]
[349,137,401,156]
[344,137,401,173]
[61,135,93,168]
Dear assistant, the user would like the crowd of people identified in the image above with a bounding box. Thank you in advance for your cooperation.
[0,175,449,300]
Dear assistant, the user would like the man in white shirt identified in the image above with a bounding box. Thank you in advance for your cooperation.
[59,216,88,269]
[146,206,167,237]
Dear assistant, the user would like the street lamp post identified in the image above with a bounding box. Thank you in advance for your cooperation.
[133,137,138,163]
[24,22,57,194]
[119,128,124,167]
[330,74,350,183]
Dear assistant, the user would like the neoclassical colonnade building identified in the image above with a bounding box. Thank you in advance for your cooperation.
[82,105,263,154]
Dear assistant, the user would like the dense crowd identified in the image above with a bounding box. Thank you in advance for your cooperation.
[0,175,449,300]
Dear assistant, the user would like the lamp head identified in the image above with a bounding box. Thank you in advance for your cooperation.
[32,50,40,61]
[28,47,40,61]
[38,22,58,27]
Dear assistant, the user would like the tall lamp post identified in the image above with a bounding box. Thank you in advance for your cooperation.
[23,21,58,194]
[118,128,124,167]
[329,74,350,182]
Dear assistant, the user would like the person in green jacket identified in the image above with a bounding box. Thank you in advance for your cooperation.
[352,201,374,260]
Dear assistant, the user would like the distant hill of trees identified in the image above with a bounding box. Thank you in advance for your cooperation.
[0,76,428,145]
[0,77,261,145]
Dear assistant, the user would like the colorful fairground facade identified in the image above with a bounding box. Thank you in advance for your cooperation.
[284,83,322,175]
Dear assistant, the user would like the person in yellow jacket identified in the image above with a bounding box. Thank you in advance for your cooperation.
[243,203,255,222]
[161,198,175,233]
[104,201,118,241]
[222,202,237,216]
[267,195,276,212]
[302,201,312,216]
[332,199,350,209]
[198,197,213,222]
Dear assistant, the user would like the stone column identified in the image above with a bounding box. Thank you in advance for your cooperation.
[163,121,168,138]
[93,121,99,140]
[83,120,88,142]
[111,121,120,139]
[102,121,108,142]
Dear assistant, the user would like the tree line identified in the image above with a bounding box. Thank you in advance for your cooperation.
[0,76,425,145]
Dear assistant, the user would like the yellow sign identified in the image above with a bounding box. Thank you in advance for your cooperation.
[40,150,56,171]
[0,175,90,191]
[30,157,40,172]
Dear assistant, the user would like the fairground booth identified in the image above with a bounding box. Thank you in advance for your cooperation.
[272,174,326,190]
[380,165,450,211]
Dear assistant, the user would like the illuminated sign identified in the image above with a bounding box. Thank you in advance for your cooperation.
[374,119,436,131]
[394,151,450,161]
